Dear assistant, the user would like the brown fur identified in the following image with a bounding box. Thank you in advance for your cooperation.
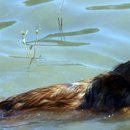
[0,80,90,117]
[0,61,130,118]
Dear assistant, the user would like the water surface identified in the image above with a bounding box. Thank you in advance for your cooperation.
[0,0,130,129]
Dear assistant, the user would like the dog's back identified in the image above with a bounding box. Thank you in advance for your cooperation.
[0,80,90,117]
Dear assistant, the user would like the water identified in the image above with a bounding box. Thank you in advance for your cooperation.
[0,0,130,129]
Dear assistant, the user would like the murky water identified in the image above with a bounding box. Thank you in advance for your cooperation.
[0,0,130,129]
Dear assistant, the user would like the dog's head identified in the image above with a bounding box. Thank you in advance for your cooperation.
[81,72,130,112]
[113,61,130,85]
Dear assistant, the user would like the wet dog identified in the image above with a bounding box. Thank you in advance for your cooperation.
[0,61,130,118]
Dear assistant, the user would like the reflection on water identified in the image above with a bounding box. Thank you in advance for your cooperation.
[37,39,89,46]
[0,110,117,129]
[0,21,16,30]
[24,0,53,6]
[87,3,130,10]
[1,111,129,130]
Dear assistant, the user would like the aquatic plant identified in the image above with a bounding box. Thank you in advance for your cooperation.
[21,29,39,67]
[57,0,65,40]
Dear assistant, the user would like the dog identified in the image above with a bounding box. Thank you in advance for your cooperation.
[0,61,130,118]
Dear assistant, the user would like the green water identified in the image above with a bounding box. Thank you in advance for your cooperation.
[0,0,130,129]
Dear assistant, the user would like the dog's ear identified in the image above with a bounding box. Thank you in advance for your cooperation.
[83,72,130,111]
[113,61,130,84]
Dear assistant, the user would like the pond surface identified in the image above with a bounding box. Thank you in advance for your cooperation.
[0,0,130,129]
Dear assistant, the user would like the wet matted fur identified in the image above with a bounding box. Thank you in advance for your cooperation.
[0,61,130,118]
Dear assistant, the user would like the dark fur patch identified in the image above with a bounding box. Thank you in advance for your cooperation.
[80,71,130,112]
[0,101,13,111]
[113,61,130,85]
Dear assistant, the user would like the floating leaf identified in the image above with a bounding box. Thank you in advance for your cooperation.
[87,3,130,10]
[24,0,53,6]
[44,28,100,39]
[28,28,98,46]
[0,21,16,30]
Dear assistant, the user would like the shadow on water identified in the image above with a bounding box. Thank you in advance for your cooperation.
[0,21,16,30]
[29,28,99,47]
[23,0,54,6]
[86,3,130,10]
